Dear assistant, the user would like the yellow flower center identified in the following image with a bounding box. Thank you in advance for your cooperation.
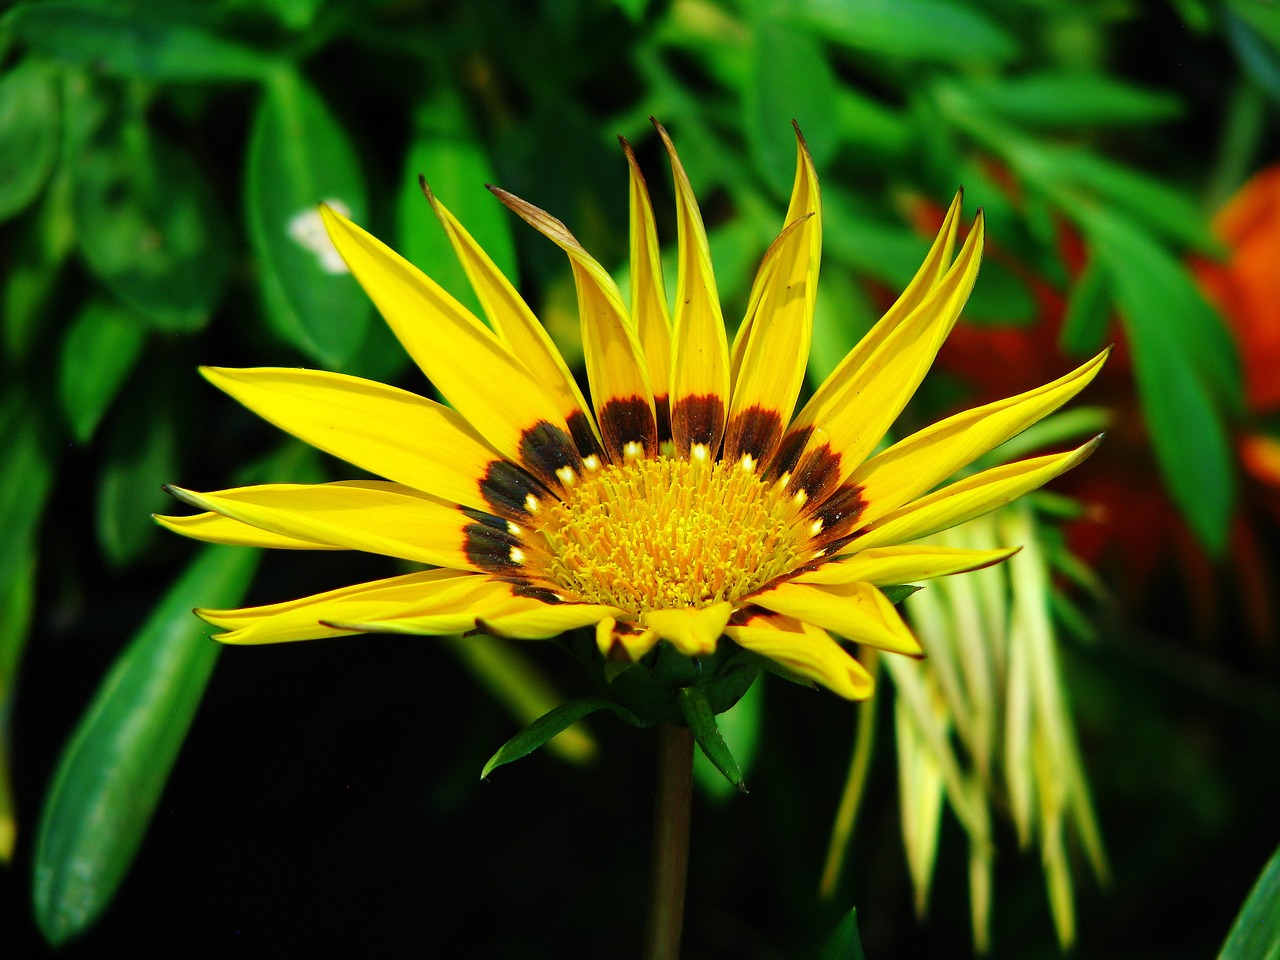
[536,456,808,614]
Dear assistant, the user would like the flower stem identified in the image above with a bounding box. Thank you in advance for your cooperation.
[643,722,694,960]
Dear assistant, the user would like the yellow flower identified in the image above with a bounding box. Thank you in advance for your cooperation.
[157,124,1105,701]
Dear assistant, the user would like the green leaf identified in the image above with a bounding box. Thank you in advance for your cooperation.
[32,545,258,946]
[246,69,371,367]
[68,81,230,332]
[819,907,868,960]
[833,87,910,158]
[1052,149,1220,255]
[1060,260,1112,357]
[693,674,762,800]
[744,17,838,196]
[481,697,620,779]
[0,58,60,223]
[94,372,180,567]
[963,256,1038,326]
[396,90,518,319]
[678,687,746,793]
[961,72,1181,128]
[1219,840,1280,960]
[4,2,275,81]
[58,299,149,443]
[792,0,1018,65]
[881,584,923,606]
[1083,211,1237,554]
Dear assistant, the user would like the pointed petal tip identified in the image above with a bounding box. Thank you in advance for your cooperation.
[417,173,435,202]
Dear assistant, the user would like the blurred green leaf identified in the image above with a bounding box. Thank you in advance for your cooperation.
[94,372,180,567]
[833,87,910,159]
[792,0,1018,64]
[744,17,838,196]
[1083,211,1237,554]
[5,2,275,81]
[481,697,620,779]
[1060,260,1112,357]
[822,188,929,287]
[961,72,1181,128]
[679,686,746,793]
[396,89,518,319]
[32,545,257,946]
[819,907,868,960]
[0,58,60,222]
[246,69,371,367]
[58,299,149,444]
[1223,8,1280,105]
[1219,840,1280,960]
[0,392,57,594]
[810,270,877,387]
[963,256,1037,326]
[68,81,230,332]
[1051,150,1221,255]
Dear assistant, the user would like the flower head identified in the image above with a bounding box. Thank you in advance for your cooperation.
[158,123,1104,701]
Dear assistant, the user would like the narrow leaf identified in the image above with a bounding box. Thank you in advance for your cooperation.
[33,545,258,946]
[481,697,616,779]
[819,907,868,960]
[58,299,148,443]
[793,0,1018,64]
[1060,260,1112,357]
[678,687,746,793]
[1219,840,1280,960]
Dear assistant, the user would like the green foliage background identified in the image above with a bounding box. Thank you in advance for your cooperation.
[1,0,1278,956]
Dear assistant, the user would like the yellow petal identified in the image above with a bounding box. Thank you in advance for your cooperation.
[596,616,661,662]
[164,481,478,569]
[200,366,504,512]
[153,510,341,551]
[422,184,605,459]
[199,570,474,644]
[749,581,922,656]
[849,350,1110,527]
[478,601,624,640]
[725,126,821,464]
[654,121,729,457]
[775,211,984,502]
[622,137,674,442]
[490,186,657,464]
[849,437,1103,552]
[642,601,732,656]
[319,205,583,490]
[795,545,1020,586]
[726,612,874,700]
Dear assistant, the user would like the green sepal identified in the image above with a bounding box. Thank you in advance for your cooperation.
[818,907,868,960]
[607,643,760,727]
[1219,839,1280,960]
[880,584,923,606]
[679,687,746,794]
[480,697,637,780]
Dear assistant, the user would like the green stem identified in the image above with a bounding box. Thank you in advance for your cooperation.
[642,723,694,960]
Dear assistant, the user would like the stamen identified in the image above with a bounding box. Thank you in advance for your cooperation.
[532,456,809,615]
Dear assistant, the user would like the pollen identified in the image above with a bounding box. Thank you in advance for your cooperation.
[535,456,810,615]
